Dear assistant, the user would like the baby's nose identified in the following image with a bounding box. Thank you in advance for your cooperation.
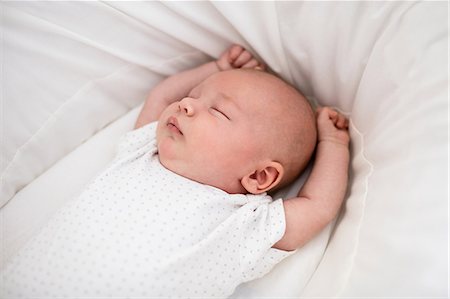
[179,97,195,116]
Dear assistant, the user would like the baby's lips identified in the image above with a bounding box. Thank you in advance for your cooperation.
[167,116,183,135]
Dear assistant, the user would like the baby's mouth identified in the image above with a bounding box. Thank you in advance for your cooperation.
[167,116,183,135]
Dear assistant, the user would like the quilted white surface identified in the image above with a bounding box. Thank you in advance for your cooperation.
[1,1,448,297]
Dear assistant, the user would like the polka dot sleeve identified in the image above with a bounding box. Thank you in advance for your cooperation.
[238,197,296,282]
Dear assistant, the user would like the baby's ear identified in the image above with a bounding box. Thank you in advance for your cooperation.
[241,162,284,194]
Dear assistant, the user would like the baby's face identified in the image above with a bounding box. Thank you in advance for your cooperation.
[156,70,273,194]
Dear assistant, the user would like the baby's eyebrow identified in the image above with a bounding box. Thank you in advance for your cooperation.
[218,92,240,111]
[217,92,230,100]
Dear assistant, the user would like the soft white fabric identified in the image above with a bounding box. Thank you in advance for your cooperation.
[1,1,447,297]
[1,122,292,297]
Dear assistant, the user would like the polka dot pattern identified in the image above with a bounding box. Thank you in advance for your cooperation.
[1,122,292,297]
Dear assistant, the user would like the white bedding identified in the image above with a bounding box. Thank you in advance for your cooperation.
[1,1,448,297]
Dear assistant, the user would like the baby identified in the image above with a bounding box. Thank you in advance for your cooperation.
[138,44,350,251]
[1,45,349,298]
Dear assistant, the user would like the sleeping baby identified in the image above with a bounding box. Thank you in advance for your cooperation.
[1,45,350,297]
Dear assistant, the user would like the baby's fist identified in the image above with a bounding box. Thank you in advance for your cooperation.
[216,44,266,71]
[316,107,350,146]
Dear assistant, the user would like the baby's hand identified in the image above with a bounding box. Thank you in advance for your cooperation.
[316,107,350,146]
[216,44,266,71]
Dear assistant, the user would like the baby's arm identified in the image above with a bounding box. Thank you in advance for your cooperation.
[273,107,350,251]
[134,45,265,128]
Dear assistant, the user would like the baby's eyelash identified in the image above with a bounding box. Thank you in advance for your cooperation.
[212,108,230,120]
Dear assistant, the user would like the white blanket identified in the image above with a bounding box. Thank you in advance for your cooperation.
[1,2,447,297]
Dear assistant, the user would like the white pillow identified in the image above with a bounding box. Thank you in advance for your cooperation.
[272,2,447,296]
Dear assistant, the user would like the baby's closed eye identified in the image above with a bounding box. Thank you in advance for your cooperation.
[210,107,230,120]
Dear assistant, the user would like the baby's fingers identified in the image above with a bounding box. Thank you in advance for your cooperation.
[233,50,253,67]
[228,45,244,62]
[317,107,348,128]
[332,110,349,129]
[336,114,349,129]
[327,109,339,124]
[242,58,266,70]
[241,58,258,69]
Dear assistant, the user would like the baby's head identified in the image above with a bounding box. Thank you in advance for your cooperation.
[156,69,317,194]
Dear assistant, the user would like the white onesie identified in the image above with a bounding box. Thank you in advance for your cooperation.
[1,122,292,298]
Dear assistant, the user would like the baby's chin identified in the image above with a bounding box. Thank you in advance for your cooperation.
[156,145,195,182]
[156,142,177,173]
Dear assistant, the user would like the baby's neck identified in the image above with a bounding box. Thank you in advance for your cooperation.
[213,179,248,195]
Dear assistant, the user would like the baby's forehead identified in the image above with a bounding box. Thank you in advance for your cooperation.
[199,70,284,106]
